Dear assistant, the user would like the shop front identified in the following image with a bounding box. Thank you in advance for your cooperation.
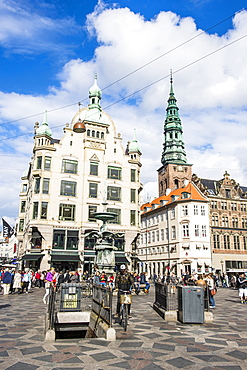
[50,253,82,272]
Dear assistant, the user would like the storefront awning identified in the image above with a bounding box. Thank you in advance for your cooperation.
[22,254,44,261]
[115,256,129,264]
[51,254,81,262]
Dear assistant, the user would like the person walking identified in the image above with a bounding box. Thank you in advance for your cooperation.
[238,273,247,304]
[13,270,22,294]
[2,268,12,295]
[43,269,55,304]
[205,273,216,308]
[22,270,31,293]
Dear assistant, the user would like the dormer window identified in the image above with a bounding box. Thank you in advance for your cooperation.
[182,192,189,199]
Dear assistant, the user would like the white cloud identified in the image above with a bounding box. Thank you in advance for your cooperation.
[1,4,247,223]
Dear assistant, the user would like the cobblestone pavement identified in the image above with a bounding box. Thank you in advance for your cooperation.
[0,286,247,370]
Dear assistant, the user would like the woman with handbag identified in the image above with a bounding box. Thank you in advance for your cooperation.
[205,273,216,308]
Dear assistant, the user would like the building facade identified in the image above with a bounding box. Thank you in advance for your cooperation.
[16,76,142,272]
[193,171,247,274]
[138,183,211,278]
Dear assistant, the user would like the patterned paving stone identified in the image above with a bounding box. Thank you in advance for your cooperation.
[226,350,247,360]
[118,341,144,348]
[5,362,39,370]
[90,351,117,361]
[20,346,45,355]
[194,354,229,362]
[166,356,195,368]
[153,342,175,351]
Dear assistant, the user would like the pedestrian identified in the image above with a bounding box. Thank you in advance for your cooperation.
[13,270,22,294]
[35,270,41,288]
[170,272,177,294]
[2,268,12,295]
[43,269,55,304]
[205,273,216,308]
[238,273,247,304]
[100,271,107,287]
[22,270,31,293]
[115,264,134,318]
[93,270,101,285]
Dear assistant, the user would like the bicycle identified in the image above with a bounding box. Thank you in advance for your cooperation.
[119,289,132,331]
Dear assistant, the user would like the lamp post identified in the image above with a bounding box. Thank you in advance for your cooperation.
[220,259,224,274]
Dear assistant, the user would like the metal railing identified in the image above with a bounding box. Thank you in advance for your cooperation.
[154,282,210,312]
[92,284,113,327]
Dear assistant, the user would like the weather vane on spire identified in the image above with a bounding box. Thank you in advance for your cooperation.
[170,69,173,84]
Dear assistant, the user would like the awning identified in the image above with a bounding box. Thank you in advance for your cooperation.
[115,256,129,264]
[51,254,81,262]
[131,256,141,261]
[22,254,44,261]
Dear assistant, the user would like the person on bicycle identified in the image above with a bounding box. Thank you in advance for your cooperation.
[115,264,134,318]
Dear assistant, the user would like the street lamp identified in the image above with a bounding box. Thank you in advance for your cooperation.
[220,259,224,273]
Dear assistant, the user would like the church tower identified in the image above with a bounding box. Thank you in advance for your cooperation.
[157,74,192,196]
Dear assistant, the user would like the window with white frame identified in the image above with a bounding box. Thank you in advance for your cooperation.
[182,224,189,237]
[161,229,164,241]
[182,205,188,216]
[152,231,155,242]
[202,225,207,237]
[171,226,176,239]
[148,232,151,243]
[156,230,159,242]
[201,205,205,216]
[212,215,218,226]
[194,205,198,215]
[195,224,199,237]
[171,208,175,218]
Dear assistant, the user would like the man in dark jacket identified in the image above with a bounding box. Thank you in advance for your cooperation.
[115,264,134,317]
[2,268,12,295]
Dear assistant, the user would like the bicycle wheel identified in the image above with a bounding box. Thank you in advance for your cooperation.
[122,304,128,331]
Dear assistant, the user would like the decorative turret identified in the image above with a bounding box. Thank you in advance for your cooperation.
[35,110,52,137]
[161,73,187,166]
[129,129,141,154]
[88,73,102,111]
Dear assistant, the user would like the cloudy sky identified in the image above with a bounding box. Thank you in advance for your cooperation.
[0,0,247,227]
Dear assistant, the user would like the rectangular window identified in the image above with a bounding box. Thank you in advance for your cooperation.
[243,236,247,250]
[34,177,40,194]
[182,205,188,216]
[60,180,77,196]
[171,226,176,239]
[171,208,175,218]
[19,219,24,232]
[201,205,205,216]
[90,162,98,176]
[88,205,97,222]
[131,169,136,182]
[212,215,218,226]
[59,204,75,221]
[44,156,51,171]
[89,183,98,198]
[107,186,121,201]
[232,217,238,228]
[130,210,136,226]
[211,201,217,209]
[37,156,42,169]
[234,235,240,250]
[223,235,230,249]
[222,216,229,227]
[160,214,164,222]
[41,202,48,219]
[165,228,169,240]
[108,166,121,180]
[183,224,189,238]
[202,225,207,237]
[22,183,27,192]
[53,229,65,249]
[130,189,136,203]
[156,230,159,242]
[32,202,39,219]
[161,229,164,241]
[221,201,227,210]
[43,178,50,194]
[213,234,220,249]
[241,203,246,212]
[231,202,237,211]
[194,205,198,215]
[195,225,199,237]
[20,201,26,213]
[62,159,78,174]
[66,230,79,250]
[107,208,121,224]
[152,231,155,243]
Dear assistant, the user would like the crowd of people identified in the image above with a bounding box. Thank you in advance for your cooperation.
[1,266,246,307]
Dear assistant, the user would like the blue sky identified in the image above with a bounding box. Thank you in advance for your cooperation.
[1,0,247,225]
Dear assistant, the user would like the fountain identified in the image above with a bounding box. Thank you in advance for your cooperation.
[85,202,122,273]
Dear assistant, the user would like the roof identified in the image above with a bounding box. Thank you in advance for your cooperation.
[141,182,207,215]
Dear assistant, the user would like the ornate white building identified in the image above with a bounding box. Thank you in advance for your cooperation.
[16,76,142,272]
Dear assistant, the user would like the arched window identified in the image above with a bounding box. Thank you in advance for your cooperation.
[101,132,104,139]
[92,130,95,137]
[87,129,90,136]
[96,131,100,138]
[174,179,179,189]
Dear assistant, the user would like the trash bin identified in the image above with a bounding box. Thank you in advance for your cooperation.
[177,286,204,323]
[60,283,82,312]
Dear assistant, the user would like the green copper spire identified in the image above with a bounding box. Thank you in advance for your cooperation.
[36,110,52,137]
[161,72,187,165]
[88,73,102,111]
[129,129,142,153]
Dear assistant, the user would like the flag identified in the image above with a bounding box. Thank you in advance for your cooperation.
[2,218,14,238]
